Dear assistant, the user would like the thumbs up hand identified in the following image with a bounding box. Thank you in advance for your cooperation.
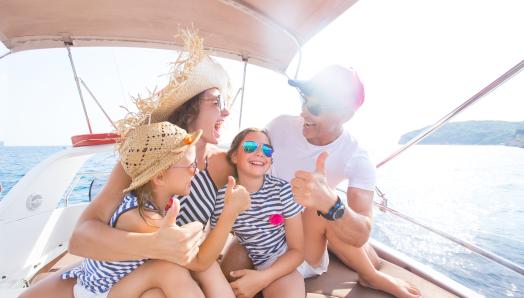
[290,151,338,212]
[152,198,204,265]
[223,176,251,216]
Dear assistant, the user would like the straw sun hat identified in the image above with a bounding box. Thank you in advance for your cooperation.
[119,122,203,193]
[115,29,231,134]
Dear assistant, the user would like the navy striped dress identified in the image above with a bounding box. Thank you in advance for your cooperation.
[210,175,304,267]
[61,193,155,294]
[62,169,218,294]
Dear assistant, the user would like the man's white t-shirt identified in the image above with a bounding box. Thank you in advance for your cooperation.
[266,115,376,191]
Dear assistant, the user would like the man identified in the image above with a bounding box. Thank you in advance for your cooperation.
[223,65,420,298]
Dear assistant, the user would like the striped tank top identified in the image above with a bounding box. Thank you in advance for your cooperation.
[61,193,155,294]
[210,175,304,267]
[174,168,218,226]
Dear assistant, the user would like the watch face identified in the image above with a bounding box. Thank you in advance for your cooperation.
[333,206,345,220]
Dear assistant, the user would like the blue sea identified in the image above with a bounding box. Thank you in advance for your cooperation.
[1,145,523,297]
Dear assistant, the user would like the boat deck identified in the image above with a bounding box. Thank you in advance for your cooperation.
[30,252,458,297]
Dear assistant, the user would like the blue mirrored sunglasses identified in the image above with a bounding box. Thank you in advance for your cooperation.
[242,141,274,157]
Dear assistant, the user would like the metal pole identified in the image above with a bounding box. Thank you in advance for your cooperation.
[79,78,117,130]
[66,44,93,134]
[238,57,248,129]
[230,87,243,109]
[0,51,12,60]
[377,58,524,168]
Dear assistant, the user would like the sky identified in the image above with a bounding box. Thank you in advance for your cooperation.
[1,0,523,162]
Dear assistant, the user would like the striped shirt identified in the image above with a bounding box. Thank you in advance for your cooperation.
[210,175,304,267]
[62,193,155,294]
[175,169,217,226]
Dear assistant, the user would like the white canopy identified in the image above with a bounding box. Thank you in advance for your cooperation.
[0,0,358,73]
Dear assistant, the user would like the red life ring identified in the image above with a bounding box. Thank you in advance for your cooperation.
[71,133,120,147]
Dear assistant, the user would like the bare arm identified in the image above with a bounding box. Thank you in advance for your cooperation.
[68,163,203,264]
[186,177,251,272]
[330,186,373,246]
[290,152,372,247]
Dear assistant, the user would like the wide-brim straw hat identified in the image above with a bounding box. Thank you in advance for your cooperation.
[115,29,231,136]
[150,56,230,123]
[119,122,203,193]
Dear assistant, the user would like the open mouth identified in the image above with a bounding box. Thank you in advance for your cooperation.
[214,120,223,136]
[248,160,266,167]
[304,120,316,128]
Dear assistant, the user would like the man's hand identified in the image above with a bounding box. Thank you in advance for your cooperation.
[290,151,338,213]
[230,269,269,298]
[151,198,204,265]
[223,176,251,215]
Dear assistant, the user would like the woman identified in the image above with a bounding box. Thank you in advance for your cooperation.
[21,31,235,298]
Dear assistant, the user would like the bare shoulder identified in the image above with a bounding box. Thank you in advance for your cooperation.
[115,208,162,233]
[206,147,234,189]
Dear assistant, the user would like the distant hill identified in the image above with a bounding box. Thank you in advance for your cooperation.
[399,121,524,148]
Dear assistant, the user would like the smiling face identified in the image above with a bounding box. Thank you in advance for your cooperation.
[162,145,197,196]
[230,131,272,179]
[300,98,348,146]
[190,88,230,144]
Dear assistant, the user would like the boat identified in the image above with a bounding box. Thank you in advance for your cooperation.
[1,1,522,297]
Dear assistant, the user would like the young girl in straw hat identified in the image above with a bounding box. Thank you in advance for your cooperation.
[211,128,305,298]
[62,122,250,298]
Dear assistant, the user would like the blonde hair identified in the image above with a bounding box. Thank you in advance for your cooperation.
[129,166,174,225]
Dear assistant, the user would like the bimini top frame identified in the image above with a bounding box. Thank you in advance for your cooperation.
[0,0,357,75]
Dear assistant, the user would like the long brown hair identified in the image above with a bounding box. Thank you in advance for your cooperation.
[167,91,205,130]
[226,128,272,178]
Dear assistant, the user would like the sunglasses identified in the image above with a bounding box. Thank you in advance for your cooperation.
[295,89,323,116]
[242,141,274,158]
[297,90,343,116]
[205,94,227,112]
[171,160,198,174]
[302,99,323,116]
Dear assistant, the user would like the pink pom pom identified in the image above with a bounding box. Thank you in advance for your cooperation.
[268,214,284,225]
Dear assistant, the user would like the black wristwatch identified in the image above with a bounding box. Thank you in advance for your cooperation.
[317,196,345,221]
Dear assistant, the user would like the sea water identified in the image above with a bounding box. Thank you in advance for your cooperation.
[1,145,523,297]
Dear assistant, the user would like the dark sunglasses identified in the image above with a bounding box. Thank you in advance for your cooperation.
[171,160,198,174]
[301,99,323,116]
[296,90,323,116]
[205,94,227,112]
[216,94,226,112]
[301,96,346,116]
[242,141,274,158]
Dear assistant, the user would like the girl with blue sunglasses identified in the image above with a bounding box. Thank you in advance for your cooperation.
[211,128,305,298]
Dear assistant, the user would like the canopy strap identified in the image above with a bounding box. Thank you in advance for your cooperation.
[79,78,117,130]
[65,42,93,134]
[0,51,11,60]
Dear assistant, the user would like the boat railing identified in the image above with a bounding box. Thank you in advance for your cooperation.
[376,59,524,169]
[61,170,112,207]
[356,58,524,278]
[362,186,524,277]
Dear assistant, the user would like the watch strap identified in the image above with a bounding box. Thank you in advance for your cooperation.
[317,196,343,221]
